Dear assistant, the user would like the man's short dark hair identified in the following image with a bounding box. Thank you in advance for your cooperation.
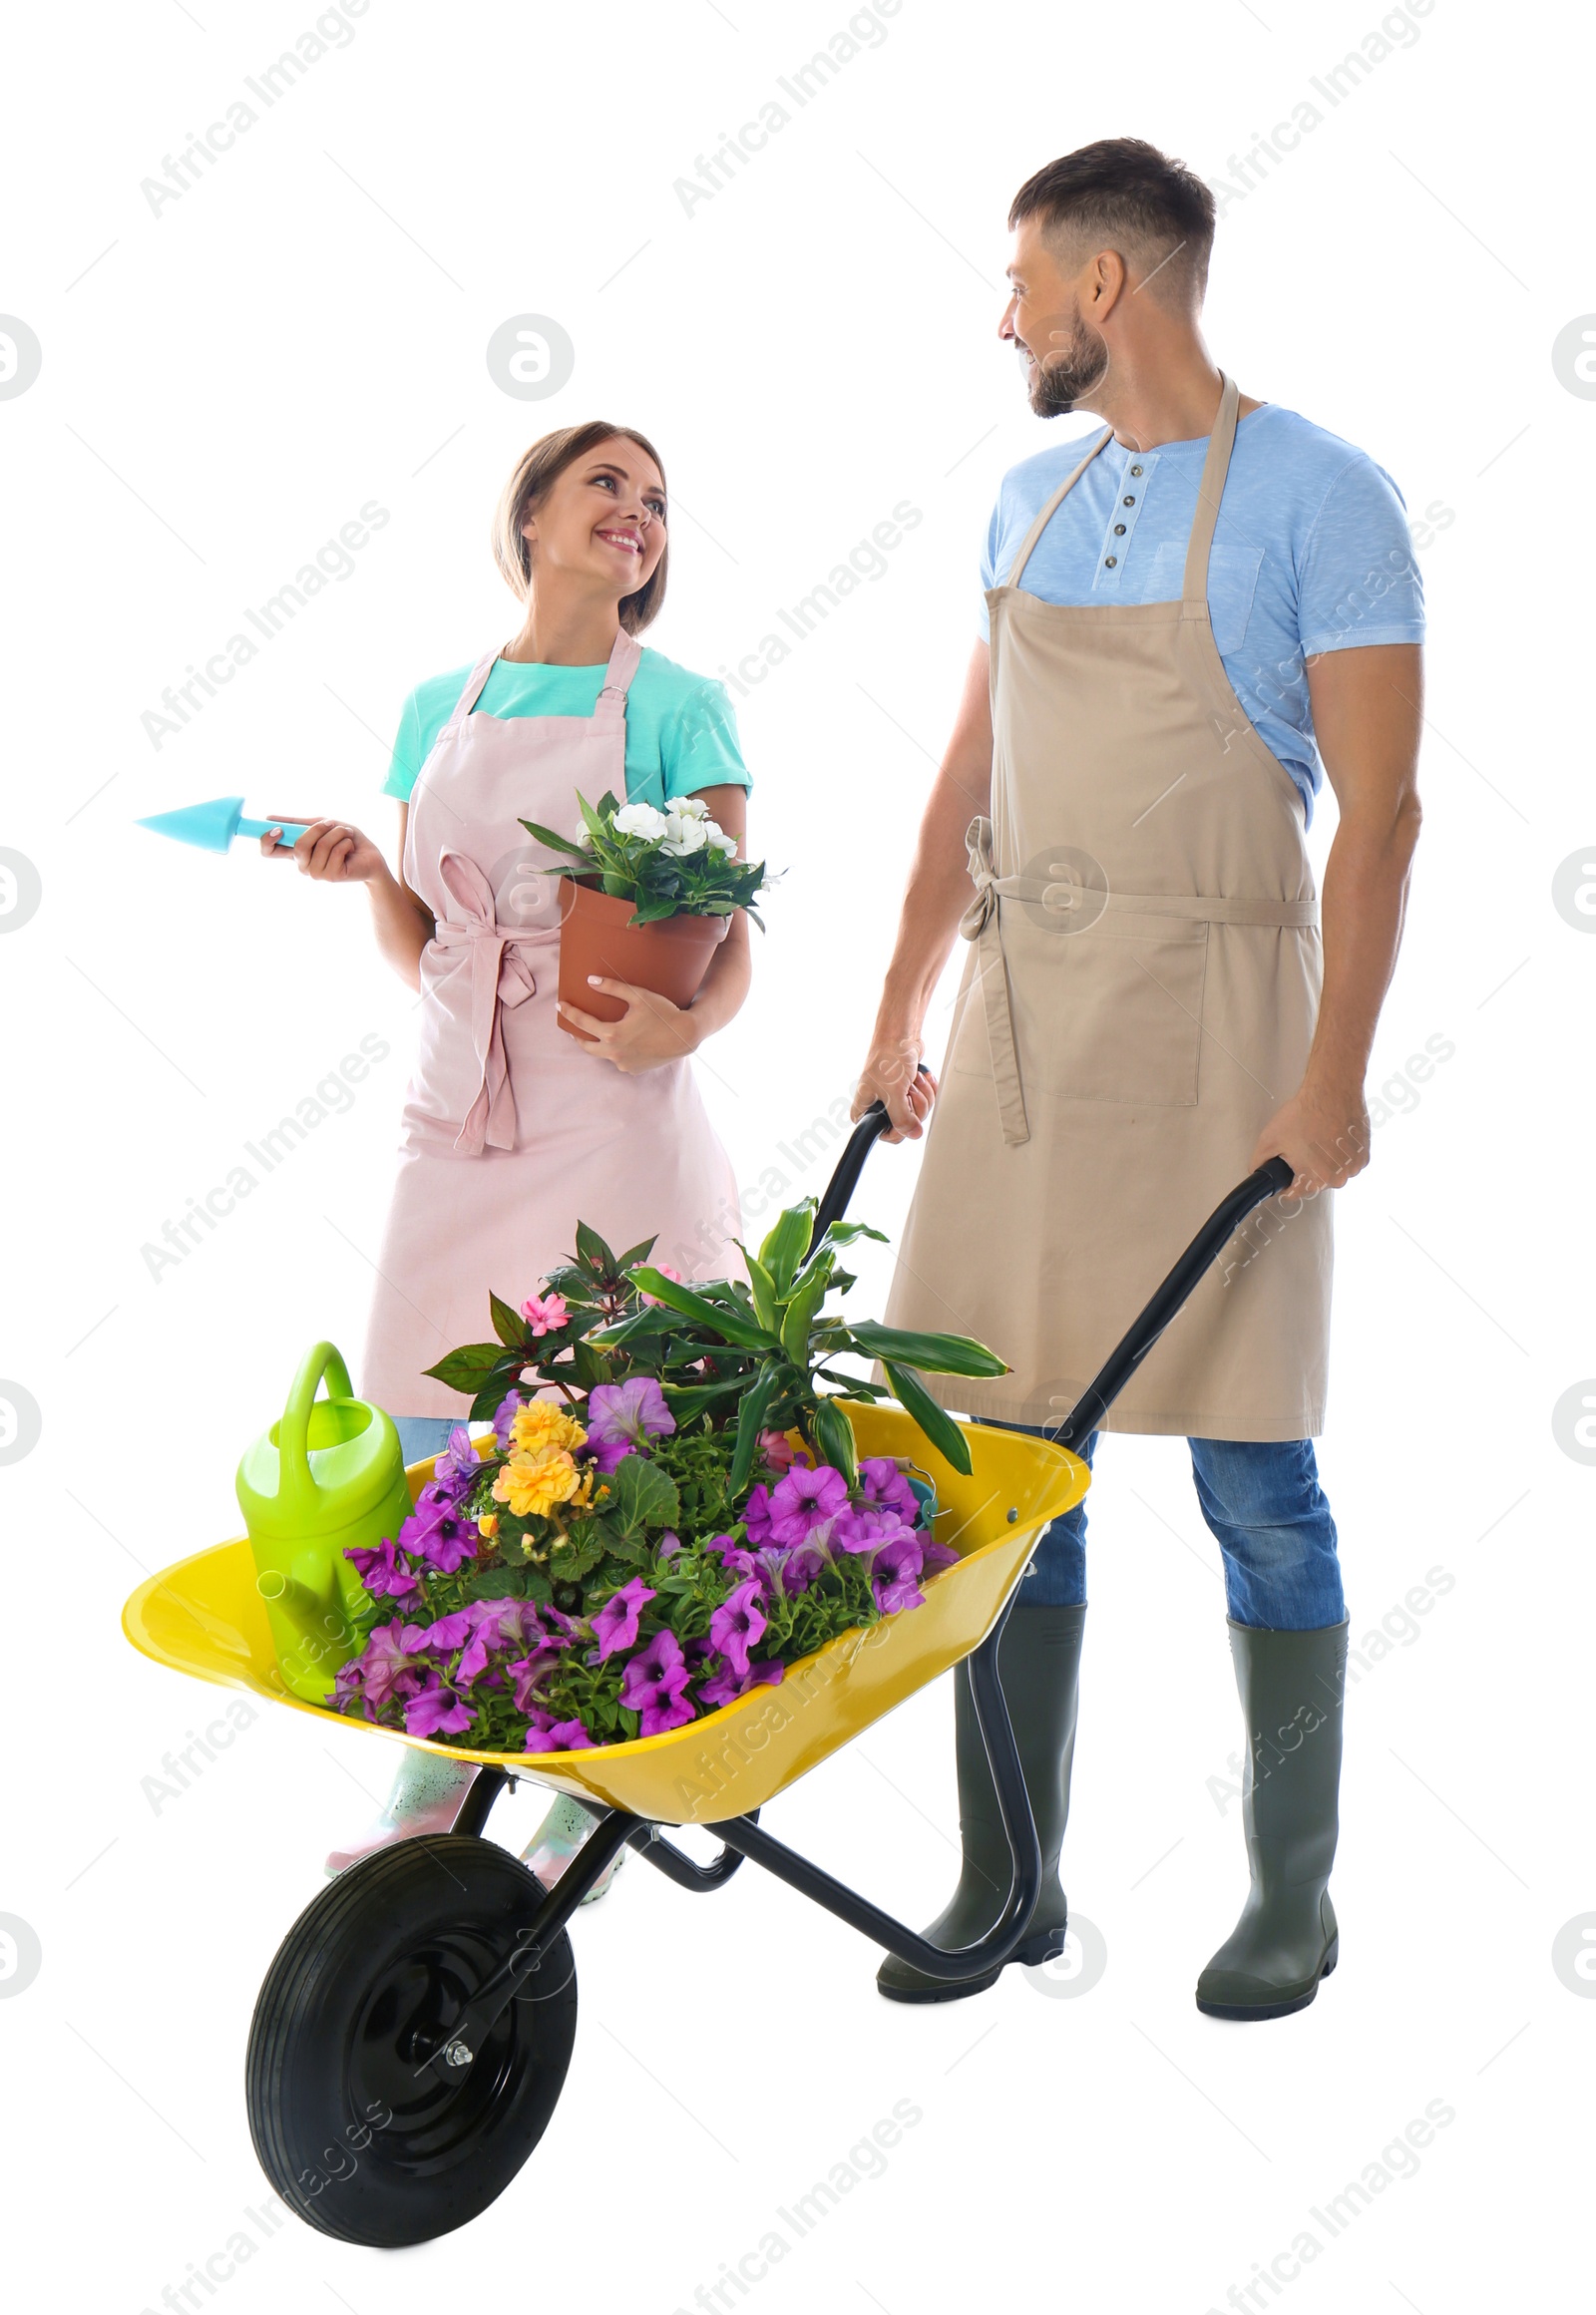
[1009,138,1217,304]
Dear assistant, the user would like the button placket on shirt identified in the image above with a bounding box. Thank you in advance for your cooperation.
[1093,450,1158,590]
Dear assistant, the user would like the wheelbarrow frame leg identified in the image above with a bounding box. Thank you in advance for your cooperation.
[705,1593,1045,1982]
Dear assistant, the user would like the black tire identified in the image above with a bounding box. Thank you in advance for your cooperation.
[245,1836,577,2246]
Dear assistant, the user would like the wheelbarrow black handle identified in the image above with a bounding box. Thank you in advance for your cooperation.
[811,1102,1296,1449]
[807,1065,933,1249]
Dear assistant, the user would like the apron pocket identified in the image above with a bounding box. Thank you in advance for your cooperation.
[958,909,1209,1108]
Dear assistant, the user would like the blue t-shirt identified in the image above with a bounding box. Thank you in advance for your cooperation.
[979,404,1425,823]
[382,647,749,808]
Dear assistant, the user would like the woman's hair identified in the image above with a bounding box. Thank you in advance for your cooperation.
[491,420,668,633]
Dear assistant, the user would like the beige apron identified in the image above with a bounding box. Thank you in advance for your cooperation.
[883,376,1331,1441]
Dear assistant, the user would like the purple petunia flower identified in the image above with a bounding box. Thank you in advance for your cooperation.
[585,1376,676,1474]
[779,1543,825,1595]
[591,1577,655,1664]
[345,1536,422,1604]
[708,1578,767,1680]
[697,1656,785,1710]
[403,1674,475,1738]
[869,1533,931,1615]
[858,1456,924,1526]
[766,1462,849,1545]
[351,1619,434,1708]
[419,1425,481,1501]
[639,1694,696,1736]
[619,1629,694,1733]
[523,1714,597,1752]
[830,1503,908,1557]
[402,1495,481,1575]
[506,1646,564,1713]
[492,1388,523,1449]
[705,1534,760,1582]
[742,1484,775,1545]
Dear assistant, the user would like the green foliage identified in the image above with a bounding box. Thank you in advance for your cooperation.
[518,789,767,929]
[430,1198,1009,1481]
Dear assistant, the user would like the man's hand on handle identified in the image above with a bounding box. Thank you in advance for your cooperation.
[851,1039,938,1143]
[1250,1075,1371,1200]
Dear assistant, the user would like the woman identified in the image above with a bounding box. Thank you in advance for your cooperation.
[267,421,752,1890]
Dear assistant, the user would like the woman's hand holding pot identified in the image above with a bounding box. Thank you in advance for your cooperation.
[559,973,700,1073]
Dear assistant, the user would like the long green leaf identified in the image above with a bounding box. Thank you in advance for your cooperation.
[759,1202,815,1295]
[630,1267,775,1351]
[882,1361,974,1476]
[811,1395,859,1486]
[517,816,589,861]
[729,1361,784,1493]
[576,790,610,844]
[659,1375,748,1424]
[738,1249,780,1335]
[850,1322,1008,1379]
[780,1261,831,1366]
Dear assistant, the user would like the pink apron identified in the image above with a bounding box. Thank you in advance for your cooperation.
[359,630,742,1418]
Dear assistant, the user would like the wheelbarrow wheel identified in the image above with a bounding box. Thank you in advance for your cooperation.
[245,1834,577,2246]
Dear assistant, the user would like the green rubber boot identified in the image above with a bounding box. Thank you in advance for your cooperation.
[877,1604,1085,2004]
[1196,1617,1350,2021]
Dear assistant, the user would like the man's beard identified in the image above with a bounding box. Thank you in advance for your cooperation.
[1022,308,1109,417]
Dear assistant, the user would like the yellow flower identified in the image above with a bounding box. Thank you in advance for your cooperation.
[494,1443,584,1520]
[511,1399,587,1456]
[477,1512,500,1541]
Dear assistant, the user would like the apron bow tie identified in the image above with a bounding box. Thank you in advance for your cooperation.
[433,852,551,1155]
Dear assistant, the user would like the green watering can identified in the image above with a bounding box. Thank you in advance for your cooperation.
[236,1344,415,1705]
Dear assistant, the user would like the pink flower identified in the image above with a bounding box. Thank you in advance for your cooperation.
[522,1290,569,1337]
[758,1429,798,1475]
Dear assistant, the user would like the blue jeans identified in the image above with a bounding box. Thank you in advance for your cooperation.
[395,1415,459,1463]
[987,1423,1346,1631]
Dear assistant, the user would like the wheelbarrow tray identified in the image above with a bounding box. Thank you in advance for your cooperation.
[124,1404,1086,1826]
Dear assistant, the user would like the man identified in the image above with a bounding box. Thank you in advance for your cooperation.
[853,139,1422,2018]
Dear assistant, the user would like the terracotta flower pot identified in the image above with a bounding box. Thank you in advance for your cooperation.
[557,878,730,1042]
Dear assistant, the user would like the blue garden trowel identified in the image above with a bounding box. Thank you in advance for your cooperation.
[137,796,310,853]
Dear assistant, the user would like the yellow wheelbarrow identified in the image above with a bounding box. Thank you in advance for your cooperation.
[124,1101,1292,2248]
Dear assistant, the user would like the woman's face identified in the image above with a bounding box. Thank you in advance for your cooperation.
[521,438,667,596]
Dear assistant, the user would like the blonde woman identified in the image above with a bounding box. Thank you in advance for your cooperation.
[267,421,751,1891]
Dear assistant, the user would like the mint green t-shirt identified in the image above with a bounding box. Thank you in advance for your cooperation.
[381,647,749,808]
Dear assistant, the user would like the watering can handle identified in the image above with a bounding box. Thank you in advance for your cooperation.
[274,1341,355,1516]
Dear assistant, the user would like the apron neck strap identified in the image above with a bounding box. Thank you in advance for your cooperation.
[1181,372,1241,606]
[1003,428,1114,590]
[445,650,502,732]
[593,626,642,727]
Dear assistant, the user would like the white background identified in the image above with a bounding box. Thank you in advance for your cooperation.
[2,0,1591,2308]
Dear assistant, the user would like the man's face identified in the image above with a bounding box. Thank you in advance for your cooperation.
[999,215,1109,417]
